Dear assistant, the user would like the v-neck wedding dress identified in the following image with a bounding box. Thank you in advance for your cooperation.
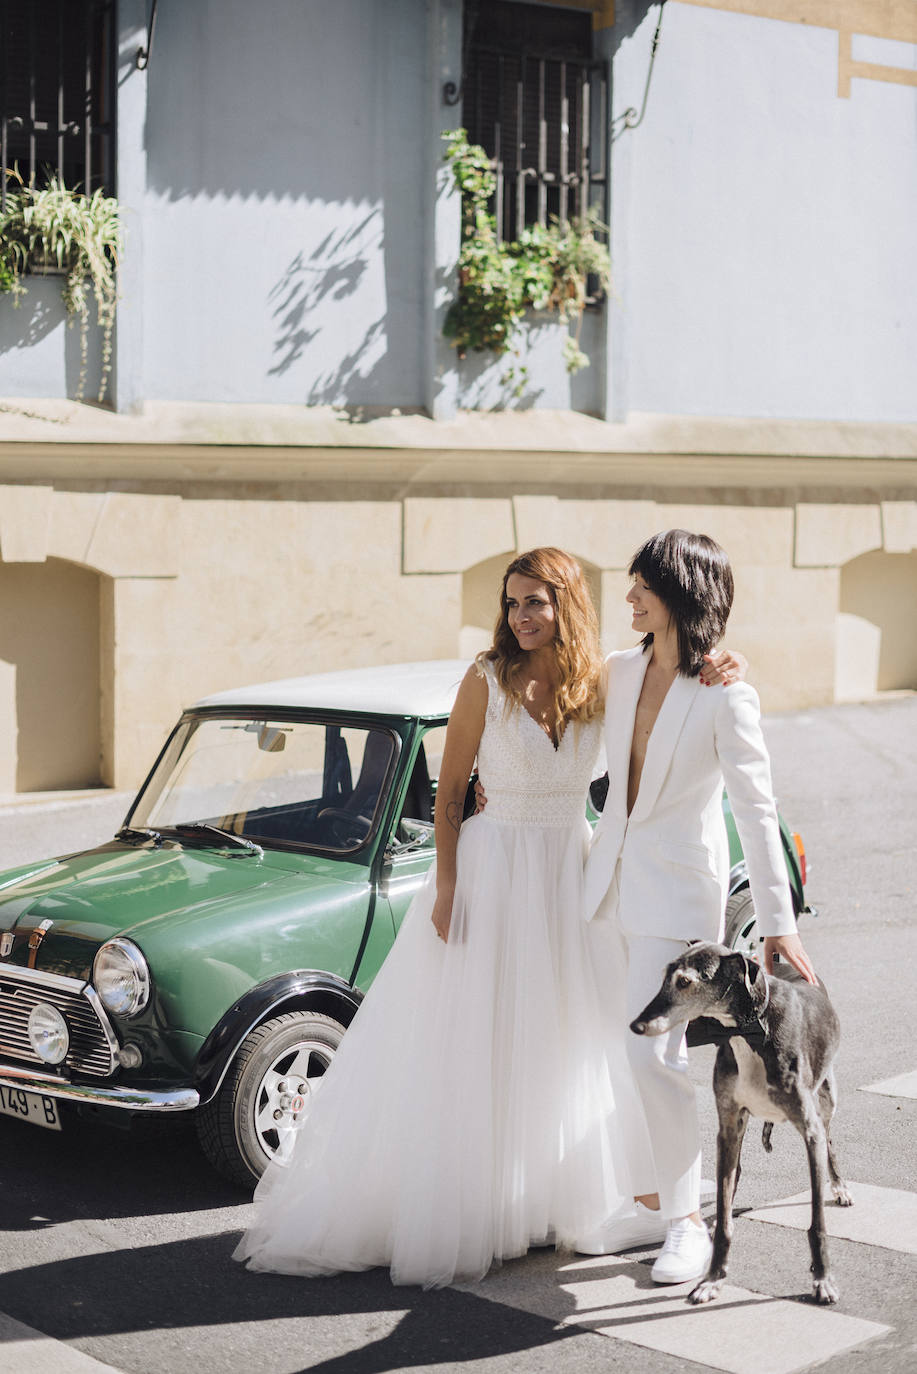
[234,661,645,1288]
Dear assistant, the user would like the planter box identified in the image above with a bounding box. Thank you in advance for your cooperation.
[451,309,605,415]
[0,274,107,401]
[26,257,68,276]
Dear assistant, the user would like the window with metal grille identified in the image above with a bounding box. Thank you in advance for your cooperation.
[462,1,608,242]
[0,0,115,210]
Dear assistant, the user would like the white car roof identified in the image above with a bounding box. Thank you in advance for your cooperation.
[192,659,472,719]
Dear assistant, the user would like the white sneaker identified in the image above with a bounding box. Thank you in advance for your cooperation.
[576,1202,669,1256]
[650,1218,713,1284]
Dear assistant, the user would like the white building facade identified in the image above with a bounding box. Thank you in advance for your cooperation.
[0,0,914,791]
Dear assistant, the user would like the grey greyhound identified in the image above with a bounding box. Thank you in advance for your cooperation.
[630,941,853,1306]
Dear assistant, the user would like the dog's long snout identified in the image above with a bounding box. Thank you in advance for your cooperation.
[631,987,675,1037]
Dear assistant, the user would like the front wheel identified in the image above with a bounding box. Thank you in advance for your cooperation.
[724,888,761,957]
[195,1010,345,1188]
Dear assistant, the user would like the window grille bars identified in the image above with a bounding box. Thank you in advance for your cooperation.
[0,0,114,211]
[465,48,608,241]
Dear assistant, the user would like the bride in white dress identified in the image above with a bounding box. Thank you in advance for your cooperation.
[234,548,653,1287]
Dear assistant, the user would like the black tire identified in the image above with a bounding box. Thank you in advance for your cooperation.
[724,888,760,956]
[195,1010,345,1188]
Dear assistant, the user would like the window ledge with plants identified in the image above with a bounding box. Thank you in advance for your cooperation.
[442,130,610,397]
[0,174,121,404]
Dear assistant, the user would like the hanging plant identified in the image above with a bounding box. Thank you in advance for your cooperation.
[442,129,610,378]
[0,171,122,403]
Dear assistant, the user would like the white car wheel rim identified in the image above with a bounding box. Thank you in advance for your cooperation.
[252,1038,335,1165]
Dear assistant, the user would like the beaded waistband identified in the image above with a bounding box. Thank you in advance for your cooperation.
[479,787,586,828]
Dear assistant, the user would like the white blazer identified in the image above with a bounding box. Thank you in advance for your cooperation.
[583,647,797,942]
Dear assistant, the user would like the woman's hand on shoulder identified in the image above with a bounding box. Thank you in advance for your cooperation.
[701,649,748,687]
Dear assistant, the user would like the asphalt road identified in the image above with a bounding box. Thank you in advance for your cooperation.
[0,697,915,1374]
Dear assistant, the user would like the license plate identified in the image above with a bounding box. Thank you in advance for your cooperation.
[0,1083,62,1131]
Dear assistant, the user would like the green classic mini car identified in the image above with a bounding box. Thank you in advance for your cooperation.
[0,661,814,1187]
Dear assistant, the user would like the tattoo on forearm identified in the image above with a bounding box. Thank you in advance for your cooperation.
[445,801,462,835]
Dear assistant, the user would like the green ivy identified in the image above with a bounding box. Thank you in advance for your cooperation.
[442,129,610,381]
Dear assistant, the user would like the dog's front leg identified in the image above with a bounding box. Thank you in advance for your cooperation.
[799,1104,839,1305]
[690,1100,748,1305]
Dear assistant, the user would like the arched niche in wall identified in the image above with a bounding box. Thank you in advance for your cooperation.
[0,558,103,792]
[460,550,602,660]
[835,550,917,701]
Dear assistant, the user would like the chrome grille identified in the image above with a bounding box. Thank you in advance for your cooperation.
[0,969,116,1077]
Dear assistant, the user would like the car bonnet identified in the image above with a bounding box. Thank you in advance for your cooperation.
[0,842,324,979]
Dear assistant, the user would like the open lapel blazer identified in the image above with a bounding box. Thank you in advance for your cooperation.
[583,646,797,942]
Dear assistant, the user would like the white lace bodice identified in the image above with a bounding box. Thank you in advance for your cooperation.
[475,663,602,827]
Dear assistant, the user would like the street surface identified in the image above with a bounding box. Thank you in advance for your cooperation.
[0,697,915,1374]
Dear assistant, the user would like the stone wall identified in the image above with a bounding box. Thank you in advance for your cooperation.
[0,467,913,792]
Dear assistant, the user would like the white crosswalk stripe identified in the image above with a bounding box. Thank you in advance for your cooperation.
[465,1250,890,1374]
[0,1312,122,1374]
[859,1069,917,1099]
[744,1181,917,1255]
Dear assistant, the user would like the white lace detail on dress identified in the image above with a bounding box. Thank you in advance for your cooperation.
[476,661,601,828]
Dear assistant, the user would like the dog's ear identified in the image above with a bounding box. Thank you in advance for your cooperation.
[740,955,765,1000]
[744,957,764,989]
[724,951,763,1005]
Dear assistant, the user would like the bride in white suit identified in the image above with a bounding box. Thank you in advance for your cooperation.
[582,529,816,1284]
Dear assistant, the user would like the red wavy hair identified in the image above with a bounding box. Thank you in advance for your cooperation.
[477,547,604,729]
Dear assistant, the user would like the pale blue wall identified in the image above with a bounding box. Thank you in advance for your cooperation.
[138,0,428,408]
[0,0,611,416]
[132,0,609,415]
[4,1,911,424]
[610,2,917,422]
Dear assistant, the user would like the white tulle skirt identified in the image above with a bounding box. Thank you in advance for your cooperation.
[234,811,646,1288]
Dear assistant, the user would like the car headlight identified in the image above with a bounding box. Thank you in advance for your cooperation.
[93,938,150,1017]
[28,1002,70,1064]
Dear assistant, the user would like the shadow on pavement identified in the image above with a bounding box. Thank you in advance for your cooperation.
[0,1231,587,1371]
[0,1108,243,1225]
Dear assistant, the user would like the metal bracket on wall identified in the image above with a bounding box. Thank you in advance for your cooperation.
[442,0,481,106]
[611,0,667,142]
[135,0,159,71]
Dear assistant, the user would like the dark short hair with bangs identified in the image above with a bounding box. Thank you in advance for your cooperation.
[629,530,734,676]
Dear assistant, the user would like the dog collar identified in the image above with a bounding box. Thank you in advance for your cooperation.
[727,969,772,1045]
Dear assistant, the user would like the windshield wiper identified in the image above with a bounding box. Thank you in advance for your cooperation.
[171,822,263,857]
[116,826,164,847]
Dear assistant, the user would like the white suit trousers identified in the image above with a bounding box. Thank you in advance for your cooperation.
[623,933,701,1221]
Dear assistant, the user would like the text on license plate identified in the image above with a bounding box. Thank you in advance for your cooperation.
[0,1083,61,1131]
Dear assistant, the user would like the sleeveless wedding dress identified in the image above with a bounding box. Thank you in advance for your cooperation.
[234,663,646,1287]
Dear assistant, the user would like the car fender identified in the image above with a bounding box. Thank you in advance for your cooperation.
[193,970,362,1105]
[727,861,750,899]
[728,855,804,917]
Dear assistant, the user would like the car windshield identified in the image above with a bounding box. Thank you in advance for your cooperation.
[127,716,397,854]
